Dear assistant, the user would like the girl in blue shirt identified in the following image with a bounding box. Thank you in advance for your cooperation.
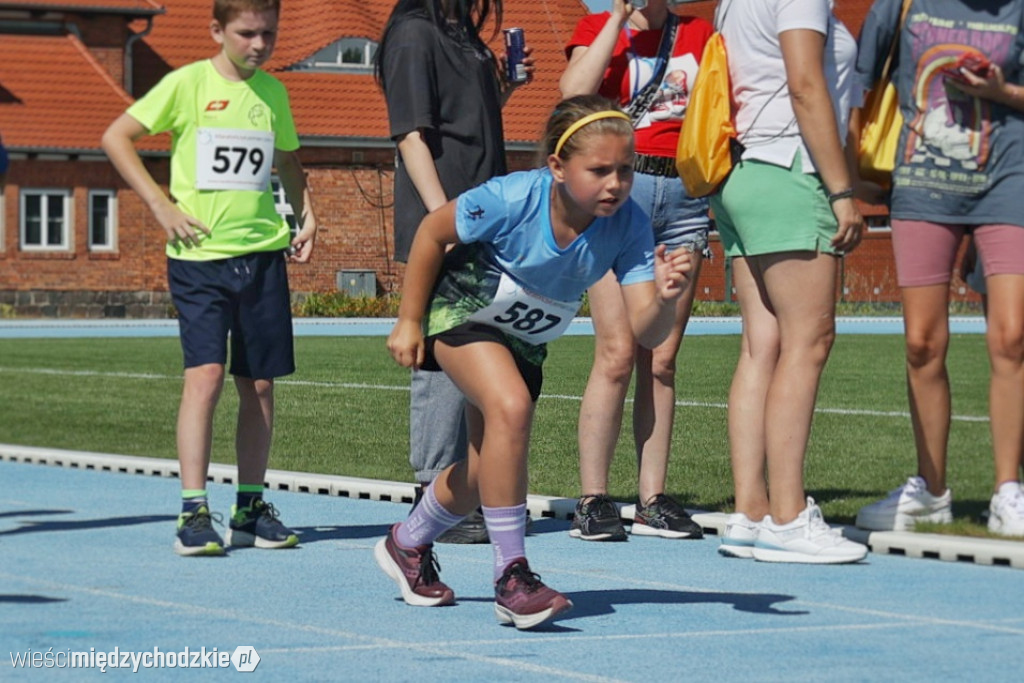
[376,95,693,630]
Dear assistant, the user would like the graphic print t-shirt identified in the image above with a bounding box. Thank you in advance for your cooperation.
[128,60,299,260]
[426,169,655,366]
[856,0,1024,225]
[566,13,714,157]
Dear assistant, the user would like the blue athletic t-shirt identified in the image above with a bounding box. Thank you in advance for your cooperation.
[426,168,655,366]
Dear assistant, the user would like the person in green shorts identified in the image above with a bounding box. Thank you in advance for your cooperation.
[101,0,318,556]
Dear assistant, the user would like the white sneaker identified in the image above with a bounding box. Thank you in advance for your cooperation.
[987,485,1024,537]
[753,498,868,564]
[718,512,759,559]
[855,476,952,531]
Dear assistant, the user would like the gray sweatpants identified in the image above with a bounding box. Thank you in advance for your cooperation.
[409,369,468,483]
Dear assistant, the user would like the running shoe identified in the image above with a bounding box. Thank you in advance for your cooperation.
[718,512,760,559]
[226,499,299,549]
[494,559,572,630]
[374,524,455,607]
[631,494,704,539]
[174,505,225,557]
[753,498,868,564]
[856,476,952,531]
[436,508,490,544]
[988,485,1024,537]
[569,495,627,541]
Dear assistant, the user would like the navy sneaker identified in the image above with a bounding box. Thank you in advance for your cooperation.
[632,494,704,539]
[226,500,299,549]
[569,495,627,541]
[174,505,225,557]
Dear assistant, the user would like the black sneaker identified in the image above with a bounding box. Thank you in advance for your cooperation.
[569,495,627,541]
[632,494,704,539]
[226,500,299,549]
[437,508,489,544]
[174,505,225,557]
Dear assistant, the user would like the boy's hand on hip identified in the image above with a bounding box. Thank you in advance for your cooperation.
[154,202,210,248]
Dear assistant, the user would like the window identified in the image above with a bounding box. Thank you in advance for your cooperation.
[88,190,117,250]
[20,189,71,250]
[270,176,297,237]
[290,38,378,72]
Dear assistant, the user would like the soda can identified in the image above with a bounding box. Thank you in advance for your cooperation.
[503,28,528,84]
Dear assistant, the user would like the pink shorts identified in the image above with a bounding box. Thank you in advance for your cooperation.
[891,220,1024,287]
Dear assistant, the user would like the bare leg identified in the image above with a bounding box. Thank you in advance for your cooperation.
[901,284,952,495]
[634,252,703,502]
[578,271,636,496]
[727,257,776,522]
[235,376,274,486]
[758,251,838,524]
[177,363,225,491]
[430,341,534,511]
[985,274,1024,487]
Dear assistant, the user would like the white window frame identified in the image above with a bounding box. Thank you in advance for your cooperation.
[292,38,378,72]
[19,188,72,251]
[88,190,117,251]
[270,176,297,238]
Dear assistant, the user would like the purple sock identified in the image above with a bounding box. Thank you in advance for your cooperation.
[482,503,527,582]
[396,480,465,548]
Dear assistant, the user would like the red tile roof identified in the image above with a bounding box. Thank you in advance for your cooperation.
[0,0,880,151]
[0,0,162,12]
[138,0,591,144]
[0,34,168,152]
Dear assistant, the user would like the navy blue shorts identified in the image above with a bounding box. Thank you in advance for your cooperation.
[167,251,294,379]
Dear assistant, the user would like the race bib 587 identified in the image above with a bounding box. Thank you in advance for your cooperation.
[468,273,580,344]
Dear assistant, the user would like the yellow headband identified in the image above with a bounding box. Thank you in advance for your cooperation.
[553,110,631,157]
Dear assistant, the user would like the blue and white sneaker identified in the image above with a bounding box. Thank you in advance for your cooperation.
[174,505,225,557]
[226,500,299,549]
[718,512,759,559]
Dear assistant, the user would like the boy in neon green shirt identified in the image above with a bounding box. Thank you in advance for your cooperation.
[102,0,318,556]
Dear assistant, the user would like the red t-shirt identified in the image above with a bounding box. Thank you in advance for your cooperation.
[566,13,713,158]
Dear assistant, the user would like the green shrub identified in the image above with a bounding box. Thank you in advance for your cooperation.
[294,292,401,318]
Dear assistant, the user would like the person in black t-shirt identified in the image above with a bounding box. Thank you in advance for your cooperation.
[374,0,532,543]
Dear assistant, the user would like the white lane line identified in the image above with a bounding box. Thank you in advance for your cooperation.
[0,571,625,683]
[0,366,991,423]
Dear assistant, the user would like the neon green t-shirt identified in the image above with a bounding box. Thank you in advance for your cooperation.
[127,60,299,261]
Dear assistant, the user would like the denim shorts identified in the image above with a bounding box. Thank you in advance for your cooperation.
[630,170,711,255]
[167,250,295,379]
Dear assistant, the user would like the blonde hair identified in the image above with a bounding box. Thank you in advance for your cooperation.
[213,0,280,25]
[538,95,633,164]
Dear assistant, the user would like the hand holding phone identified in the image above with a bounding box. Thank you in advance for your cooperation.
[943,51,992,84]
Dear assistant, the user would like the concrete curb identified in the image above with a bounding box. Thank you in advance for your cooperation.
[3,442,1023,569]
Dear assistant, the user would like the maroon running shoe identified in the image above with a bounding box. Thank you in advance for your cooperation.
[374,524,455,607]
[494,558,572,629]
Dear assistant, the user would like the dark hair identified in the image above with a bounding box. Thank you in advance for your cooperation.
[213,0,280,25]
[538,95,633,164]
[374,0,503,89]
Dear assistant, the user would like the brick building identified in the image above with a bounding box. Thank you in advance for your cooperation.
[0,0,976,318]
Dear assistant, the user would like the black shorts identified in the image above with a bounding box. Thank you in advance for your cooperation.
[167,250,294,379]
[424,322,543,402]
